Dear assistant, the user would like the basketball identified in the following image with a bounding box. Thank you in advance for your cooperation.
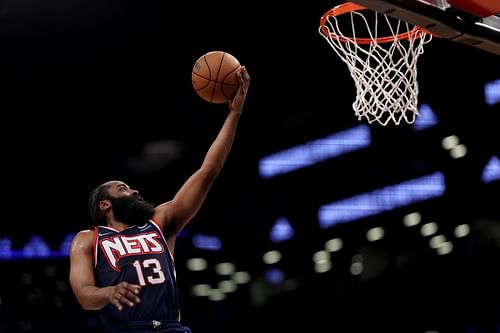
[191,51,241,104]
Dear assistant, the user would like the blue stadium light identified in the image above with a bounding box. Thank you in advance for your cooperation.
[192,233,222,251]
[481,156,500,183]
[318,172,446,228]
[22,235,51,258]
[259,125,371,179]
[264,268,285,284]
[0,235,71,261]
[0,237,12,259]
[269,217,294,243]
[0,250,69,261]
[412,103,438,131]
[59,233,76,256]
[484,79,500,105]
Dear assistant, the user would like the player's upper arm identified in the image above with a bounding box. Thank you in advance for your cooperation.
[69,230,96,295]
[154,168,214,238]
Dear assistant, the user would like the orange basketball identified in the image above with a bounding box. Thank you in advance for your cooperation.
[191,51,241,104]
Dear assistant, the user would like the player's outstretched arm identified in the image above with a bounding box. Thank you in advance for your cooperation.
[69,230,141,311]
[154,66,250,239]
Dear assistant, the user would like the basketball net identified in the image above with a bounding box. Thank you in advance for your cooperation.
[319,2,433,126]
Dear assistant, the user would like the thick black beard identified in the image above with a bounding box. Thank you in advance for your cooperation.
[109,195,155,226]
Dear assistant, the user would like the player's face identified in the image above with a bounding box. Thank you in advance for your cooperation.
[107,182,155,225]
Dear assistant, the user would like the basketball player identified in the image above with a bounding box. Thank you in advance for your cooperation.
[69,66,250,333]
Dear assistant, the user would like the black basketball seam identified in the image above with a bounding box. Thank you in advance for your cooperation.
[203,55,212,80]
[193,70,239,85]
[221,65,241,98]
[211,53,227,102]
[192,72,211,91]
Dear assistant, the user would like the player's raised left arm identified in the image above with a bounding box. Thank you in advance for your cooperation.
[154,66,250,237]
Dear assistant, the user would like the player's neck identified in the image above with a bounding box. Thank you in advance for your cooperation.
[107,220,135,231]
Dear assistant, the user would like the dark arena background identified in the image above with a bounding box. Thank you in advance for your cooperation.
[1,0,499,332]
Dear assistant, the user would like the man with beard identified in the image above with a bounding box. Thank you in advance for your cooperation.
[69,66,250,333]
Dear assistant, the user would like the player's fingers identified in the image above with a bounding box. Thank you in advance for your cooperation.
[123,283,141,294]
[241,66,249,80]
[113,295,124,311]
[237,68,245,83]
[123,290,141,304]
[115,292,136,308]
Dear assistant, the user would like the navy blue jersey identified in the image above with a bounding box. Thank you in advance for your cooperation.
[93,220,180,325]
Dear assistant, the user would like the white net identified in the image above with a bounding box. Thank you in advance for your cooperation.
[319,4,433,126]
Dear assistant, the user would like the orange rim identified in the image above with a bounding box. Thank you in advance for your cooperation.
[319,1,429,45]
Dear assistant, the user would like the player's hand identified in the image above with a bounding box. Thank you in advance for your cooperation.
[109,281,141,311]
[229,65,250,113]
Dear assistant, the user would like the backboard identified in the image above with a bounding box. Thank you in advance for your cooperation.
[348,0,500,55]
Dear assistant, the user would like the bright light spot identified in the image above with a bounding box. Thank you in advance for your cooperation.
[232,271,251,284]
[450,144,467,159]
[313,250,330,264]
[350,262,363,275]
[186,258,207,271]
[314,260,332,273]
[366,226,385,241]
[441,135,459,150]
[429,235,446,249]
[454,224,470,238]
[325,238,343,252]
[192,284,212,297]
[218,280,237,293]
[403,212,422,227]
[214,262,235,275]
[421,222,438,236]
[436,242,453,255]
[263,250,282,264]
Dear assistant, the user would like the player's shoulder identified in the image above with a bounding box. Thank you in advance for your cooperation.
[153,201,172,227]
[72,228,97,244]
[69,228,97,255]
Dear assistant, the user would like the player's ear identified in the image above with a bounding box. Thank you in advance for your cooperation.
[99,200,111,212]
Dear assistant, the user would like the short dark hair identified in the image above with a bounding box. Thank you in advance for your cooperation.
[88,183,111,225]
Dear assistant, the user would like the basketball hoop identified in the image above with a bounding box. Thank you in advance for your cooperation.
[319,2,433,126]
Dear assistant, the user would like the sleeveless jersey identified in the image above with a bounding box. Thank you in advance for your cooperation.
[93,220,180,325]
